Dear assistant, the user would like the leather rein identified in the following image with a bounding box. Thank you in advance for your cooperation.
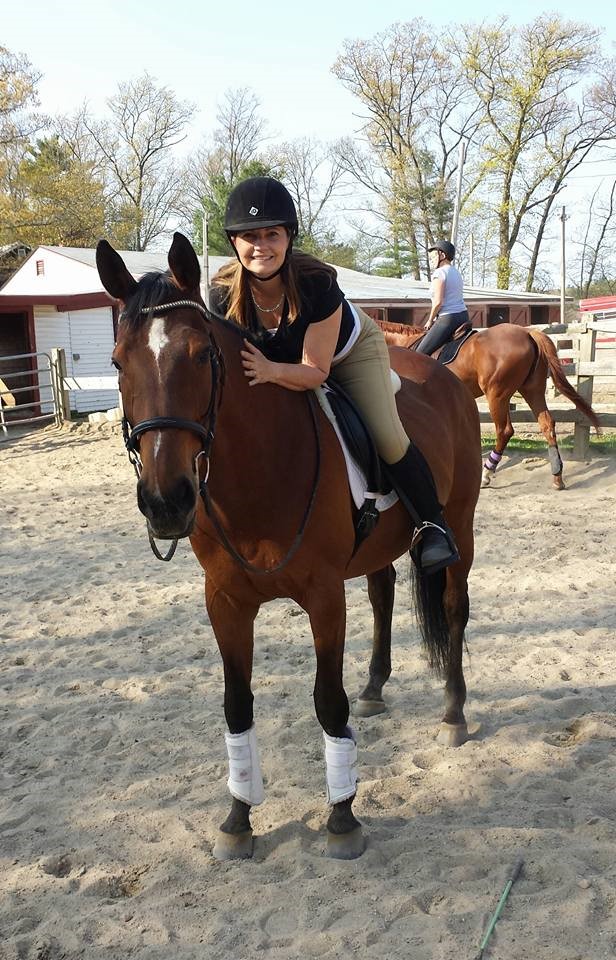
[121,299,321,573]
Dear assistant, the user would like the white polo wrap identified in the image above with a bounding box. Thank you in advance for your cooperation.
[224,724,264,806]
[323,728,358,805]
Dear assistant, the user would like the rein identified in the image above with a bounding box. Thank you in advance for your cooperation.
[122,298,321,573]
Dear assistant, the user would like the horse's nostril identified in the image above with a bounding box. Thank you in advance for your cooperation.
[137,476,196,532]
[173,475,197,514]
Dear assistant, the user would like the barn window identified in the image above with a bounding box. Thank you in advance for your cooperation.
[36,260,45,276]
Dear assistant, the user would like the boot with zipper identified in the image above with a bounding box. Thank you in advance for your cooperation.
[384,443,459,575]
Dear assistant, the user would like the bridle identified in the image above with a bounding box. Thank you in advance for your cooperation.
[121,299,223,561]
[121,298,321,573]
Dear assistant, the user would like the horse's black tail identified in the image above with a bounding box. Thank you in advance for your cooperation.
[410,561,450,675]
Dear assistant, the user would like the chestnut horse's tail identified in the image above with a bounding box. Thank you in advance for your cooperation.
[411,565,450,675]
[525,328,601,432]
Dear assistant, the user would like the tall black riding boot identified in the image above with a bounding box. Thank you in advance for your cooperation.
[384,444,459,574]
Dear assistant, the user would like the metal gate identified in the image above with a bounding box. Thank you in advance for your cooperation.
[0,350,61,436]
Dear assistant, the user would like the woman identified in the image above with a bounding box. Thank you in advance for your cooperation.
[209,176,458,574]
[416,240,469,355]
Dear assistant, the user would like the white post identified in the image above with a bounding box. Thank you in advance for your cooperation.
[560,206,567,326]
[469,232,475,287]
[450,140,467,247]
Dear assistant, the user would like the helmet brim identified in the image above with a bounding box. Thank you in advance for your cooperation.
[226,220,294,233]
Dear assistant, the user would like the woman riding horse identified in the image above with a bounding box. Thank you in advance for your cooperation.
[96,230,481,861]
[416,240,469,356]
[209,176,458,575]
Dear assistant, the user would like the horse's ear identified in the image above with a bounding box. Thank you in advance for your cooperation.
[168,232,201,293]
[96,240,137,303]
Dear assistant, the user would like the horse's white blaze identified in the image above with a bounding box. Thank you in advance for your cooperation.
[148,318,168,489]
[148,317,170,372]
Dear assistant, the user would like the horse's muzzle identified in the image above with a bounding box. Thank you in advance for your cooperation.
[137,475,197,539]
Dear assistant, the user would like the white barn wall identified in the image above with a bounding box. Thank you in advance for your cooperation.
[3,248,102,297]
[34,305,118,413]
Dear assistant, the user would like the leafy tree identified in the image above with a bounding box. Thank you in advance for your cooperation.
[0,136,106,246]
[453,15,610,288]
[332,20,481,278]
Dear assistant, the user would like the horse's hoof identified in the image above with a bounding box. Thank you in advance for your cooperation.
[326,826,365,860]
[354,697,387,717]
[481,473,492,488]
[552,477,565,491]
[213,829,254,861]
[436,721,470,747]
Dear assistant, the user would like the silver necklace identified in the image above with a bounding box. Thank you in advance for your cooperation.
[251,290,285,314]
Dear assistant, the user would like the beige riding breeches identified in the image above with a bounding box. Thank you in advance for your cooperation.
[329,305,410,465]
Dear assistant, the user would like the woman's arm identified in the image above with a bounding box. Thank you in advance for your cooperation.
[240,306,342,391]
[426,276,445,327]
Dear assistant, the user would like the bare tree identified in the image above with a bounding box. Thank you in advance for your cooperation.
[270,138,345,246]
[81,73,194,250]
[332,20,483,278]
[214,87,268,182]
[571,180,616,297]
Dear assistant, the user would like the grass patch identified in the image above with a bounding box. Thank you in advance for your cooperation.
[480,433,616,455]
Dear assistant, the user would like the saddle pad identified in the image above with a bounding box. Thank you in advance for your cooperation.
[314,387,398,513]
[438,328,476,365]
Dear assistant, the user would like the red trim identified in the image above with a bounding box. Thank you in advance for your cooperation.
[0,292,115,310]
[580,296,616,312]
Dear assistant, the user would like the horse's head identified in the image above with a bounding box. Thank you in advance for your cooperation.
[97,233,221,540]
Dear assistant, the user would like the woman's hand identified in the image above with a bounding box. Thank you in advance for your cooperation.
[241,340,276,386]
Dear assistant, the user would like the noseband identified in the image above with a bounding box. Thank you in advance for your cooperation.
[121,298,321,572]
[122,299,224,561]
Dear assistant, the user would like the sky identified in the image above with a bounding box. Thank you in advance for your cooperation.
[6,0,615,146]
[4,0,616,281]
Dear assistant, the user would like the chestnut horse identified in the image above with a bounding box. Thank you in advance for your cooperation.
[96,234,481,861]
[377,319,600,490]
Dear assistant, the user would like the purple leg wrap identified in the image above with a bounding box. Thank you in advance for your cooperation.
[483,450,502,472]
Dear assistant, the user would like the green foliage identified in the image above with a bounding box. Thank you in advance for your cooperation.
[1,136,107,247]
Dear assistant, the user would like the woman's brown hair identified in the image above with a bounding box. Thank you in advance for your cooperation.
[212,247,338,328]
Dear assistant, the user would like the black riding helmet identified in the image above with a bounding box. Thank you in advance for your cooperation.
[225,177,299,235]
[224,176,298,281]
[428,239,456,261]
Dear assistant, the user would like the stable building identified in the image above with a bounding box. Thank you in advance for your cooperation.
[0,244,562,418]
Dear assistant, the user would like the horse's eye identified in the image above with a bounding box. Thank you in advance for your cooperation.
[197,348,211,365]
[111,358,122,372]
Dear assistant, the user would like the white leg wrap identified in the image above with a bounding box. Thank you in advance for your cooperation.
[323,728,358,805]
[224,724,264,806]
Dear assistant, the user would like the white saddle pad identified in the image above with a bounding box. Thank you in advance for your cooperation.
[314,372,400,513]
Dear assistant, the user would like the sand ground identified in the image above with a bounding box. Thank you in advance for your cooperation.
[1,422,615,960]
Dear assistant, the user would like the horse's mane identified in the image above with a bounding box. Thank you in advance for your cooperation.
[120,272,180,330]
[376,318,424,338]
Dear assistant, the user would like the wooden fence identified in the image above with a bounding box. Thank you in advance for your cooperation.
[478,320,616,459]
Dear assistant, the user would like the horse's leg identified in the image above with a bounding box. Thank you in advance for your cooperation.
[307,582,365,860]
[436,563,471,747]
[355,564,396,717]
[481,390,514,488]
[206,583,261,861]
[519,381,565,490]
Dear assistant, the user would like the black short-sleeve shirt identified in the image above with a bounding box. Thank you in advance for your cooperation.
[209,269,357,363]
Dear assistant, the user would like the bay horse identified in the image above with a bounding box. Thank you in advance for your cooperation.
[96,233,481,861]
[376,319,600,490]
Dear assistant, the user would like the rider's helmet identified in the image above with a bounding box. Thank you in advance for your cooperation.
[428,240,456,261]
[224,177,299,237]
